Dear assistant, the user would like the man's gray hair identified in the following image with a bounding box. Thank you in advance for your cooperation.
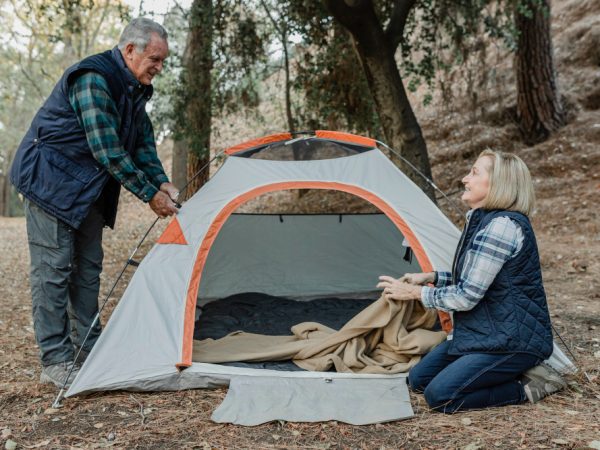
[118,18,168,52]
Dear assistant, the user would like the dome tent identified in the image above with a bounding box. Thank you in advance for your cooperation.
[65,131,463,423]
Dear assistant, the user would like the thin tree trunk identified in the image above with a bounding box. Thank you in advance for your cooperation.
[0,174,7,216]
[282,27,295,134]
[171,138,188,191]
[259,0,295,133]
[184,0,213,198]
[324,0,434,200]
[515,0,564,144]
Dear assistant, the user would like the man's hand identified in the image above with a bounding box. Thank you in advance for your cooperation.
[160,182,179,203]
[149,190,179,218]
[377,275,422,301]
[398,272,435,286]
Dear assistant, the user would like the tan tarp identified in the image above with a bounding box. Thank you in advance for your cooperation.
[193,296,447,374]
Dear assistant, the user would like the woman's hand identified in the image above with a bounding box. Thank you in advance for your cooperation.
[377,275,422,301]
[399,272,435,286]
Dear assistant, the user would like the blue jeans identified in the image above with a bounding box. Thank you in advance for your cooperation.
[408,340,540,413]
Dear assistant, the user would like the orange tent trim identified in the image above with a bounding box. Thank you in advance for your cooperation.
[176,181,451,368]
[224,133,293,155]
[157,217,188,245]
[223,130,377,156]
[315,130,376,148]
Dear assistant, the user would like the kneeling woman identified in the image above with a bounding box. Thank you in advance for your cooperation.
[378,150,564,413]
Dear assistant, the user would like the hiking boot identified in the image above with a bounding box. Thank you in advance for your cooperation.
[521,364,567,403]
[40,361,80,388]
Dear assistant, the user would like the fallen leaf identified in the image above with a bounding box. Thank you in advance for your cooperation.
[43,408,60,415]
[463,442,484,450]
[1,429,11,439]
[291,430,301,437]
[461,418,473,426]
[93,423,104,429]
[23,439,51,448]
[271,434,281,441]
[5,440,17,450]
[551,439,569,445]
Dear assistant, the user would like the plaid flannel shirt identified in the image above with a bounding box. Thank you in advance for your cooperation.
[421,211,524,313]
[68,71,169,202]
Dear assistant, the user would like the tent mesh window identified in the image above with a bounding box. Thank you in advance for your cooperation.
[235,138,374,161]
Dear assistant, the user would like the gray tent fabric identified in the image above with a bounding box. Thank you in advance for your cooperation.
[199,214,421,300]
[211,375,414,425]
[66,143,464,398]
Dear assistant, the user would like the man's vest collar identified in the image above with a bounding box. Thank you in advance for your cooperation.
[110,46,153,101]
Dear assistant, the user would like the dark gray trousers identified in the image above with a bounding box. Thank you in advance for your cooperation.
[25,200,104,366]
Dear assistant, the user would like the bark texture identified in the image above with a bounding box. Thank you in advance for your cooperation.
[171,138,188,192]
[515,0,564,144]
[183,0,213,198]
[324,0,434,199]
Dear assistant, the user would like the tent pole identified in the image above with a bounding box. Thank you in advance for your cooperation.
[52,217,160,408]
[376,141,465,216]
[51,151,224,408]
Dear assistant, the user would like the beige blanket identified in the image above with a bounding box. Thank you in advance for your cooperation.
[193,295,447,374]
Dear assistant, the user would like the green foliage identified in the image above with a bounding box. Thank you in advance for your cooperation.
[212,0,269,114]
[285,2,382,135]
[152,0,269,146]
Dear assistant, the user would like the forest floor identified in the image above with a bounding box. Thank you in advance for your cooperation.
[2,0,600,449]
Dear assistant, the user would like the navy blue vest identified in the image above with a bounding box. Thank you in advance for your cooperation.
[448,209,553,360]
[10,47,153,229]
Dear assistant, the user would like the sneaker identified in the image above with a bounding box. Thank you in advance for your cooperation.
[521,363,567,403]
[40,361,80,388]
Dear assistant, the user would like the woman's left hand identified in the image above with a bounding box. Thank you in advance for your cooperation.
[377,275,422,301]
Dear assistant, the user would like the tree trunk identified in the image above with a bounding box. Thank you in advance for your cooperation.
[324,0,435,200]
[515,0,564,144]
[0,174,7,216]
[171,138,188,191]
[183,0,213,198]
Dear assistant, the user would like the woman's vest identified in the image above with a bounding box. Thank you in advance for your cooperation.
[448,209,553,360]
[10,47,152,229]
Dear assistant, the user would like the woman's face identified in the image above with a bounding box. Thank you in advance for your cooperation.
[461,156,492,209]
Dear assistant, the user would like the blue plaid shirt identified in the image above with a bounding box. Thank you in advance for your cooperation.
[421,210,524,313]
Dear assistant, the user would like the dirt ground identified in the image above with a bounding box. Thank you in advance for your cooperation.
[2,1,600,449]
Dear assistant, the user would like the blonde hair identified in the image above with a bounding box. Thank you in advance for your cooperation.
[479,149,535,216]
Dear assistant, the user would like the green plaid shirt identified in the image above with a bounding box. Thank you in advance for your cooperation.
[68,71,169,202]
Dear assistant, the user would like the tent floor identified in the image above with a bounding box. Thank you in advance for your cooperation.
[193,292,377,371]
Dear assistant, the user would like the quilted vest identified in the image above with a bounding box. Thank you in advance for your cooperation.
[448,209,553,360]
[10,47,153,229]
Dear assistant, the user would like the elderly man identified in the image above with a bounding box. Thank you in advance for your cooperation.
[10,18,179,388]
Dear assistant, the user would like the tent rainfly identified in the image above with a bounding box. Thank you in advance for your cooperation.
[65,131,573,425]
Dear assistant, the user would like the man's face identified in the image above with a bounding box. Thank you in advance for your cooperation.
[122,33,168,85]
